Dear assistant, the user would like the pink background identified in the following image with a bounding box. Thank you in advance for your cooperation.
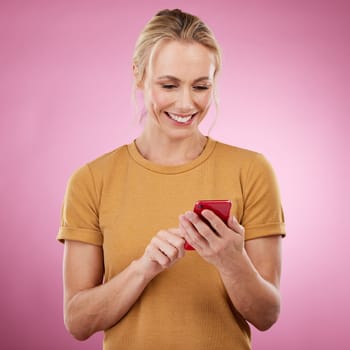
[1,0,349,349]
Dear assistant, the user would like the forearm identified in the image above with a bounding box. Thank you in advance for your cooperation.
[65,259,154,340]
[219,250,280,331]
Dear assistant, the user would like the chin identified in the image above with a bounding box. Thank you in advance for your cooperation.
[164,127,202,142]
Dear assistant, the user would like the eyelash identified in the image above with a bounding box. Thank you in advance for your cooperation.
[162,85,176,89]
[161,85,209,90]
[194,86,210,90]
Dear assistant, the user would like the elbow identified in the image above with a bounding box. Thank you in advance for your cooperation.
[253,308,280,332]
[254,319,277,332]
[64,316,91,341]
[254,288,281,331]
[64,307,93,341]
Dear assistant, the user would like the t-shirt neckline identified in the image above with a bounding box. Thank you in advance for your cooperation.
[127,137,217,174]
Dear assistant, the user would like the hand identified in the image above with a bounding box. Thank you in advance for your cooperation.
[138,228,185,278]
[179,210,245,272]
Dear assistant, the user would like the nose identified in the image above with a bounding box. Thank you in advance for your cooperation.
[177,87,194,112]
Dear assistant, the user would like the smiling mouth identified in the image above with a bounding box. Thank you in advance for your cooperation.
[165,112,197,124]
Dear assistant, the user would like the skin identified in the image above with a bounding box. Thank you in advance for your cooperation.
[179,211,282,331]
[63,40,282,340]
[134,40,216,165]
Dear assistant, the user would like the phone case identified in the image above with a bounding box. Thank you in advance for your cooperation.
[184,200,232,250]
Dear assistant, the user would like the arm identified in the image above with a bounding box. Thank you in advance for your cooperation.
[63,229,185,340]
[179,211,282,331]
[219,234,281,331]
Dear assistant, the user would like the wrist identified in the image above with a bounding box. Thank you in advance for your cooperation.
[131,257,159,284]
[218,248,256,282]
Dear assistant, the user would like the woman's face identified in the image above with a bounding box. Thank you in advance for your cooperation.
[140,40,216,139]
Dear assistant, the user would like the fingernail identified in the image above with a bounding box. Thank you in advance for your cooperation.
[201,209,210,217]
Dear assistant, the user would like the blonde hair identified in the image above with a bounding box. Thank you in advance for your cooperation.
[133,9,221,85]
[132,9,222,126]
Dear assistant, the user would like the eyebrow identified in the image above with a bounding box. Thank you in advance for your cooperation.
[156,75,212,83]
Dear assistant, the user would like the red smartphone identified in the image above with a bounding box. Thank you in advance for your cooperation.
[184,200,232,250]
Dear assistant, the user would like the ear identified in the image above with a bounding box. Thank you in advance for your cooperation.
[133,64,144,89]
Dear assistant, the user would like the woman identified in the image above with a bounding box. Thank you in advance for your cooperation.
[57,9,285,350]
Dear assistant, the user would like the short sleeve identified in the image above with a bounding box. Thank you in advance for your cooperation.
[56,164,103,246]
[241,153,286,240]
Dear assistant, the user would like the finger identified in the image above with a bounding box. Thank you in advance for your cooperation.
[152,236,179,261]
[184,211,219,244]
[162,229,186,258]
[180,222,201,251]
[158,230,185,250]
[168,227,182,237]
[227,216,245,236]
[200,210,228,237]
[166,228,186,241]
[146,245,170,267]
[179,214,209,249]
[177,225,188,256]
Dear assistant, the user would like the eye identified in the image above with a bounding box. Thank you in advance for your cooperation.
[193,85,210,91]
[162,84,177,89]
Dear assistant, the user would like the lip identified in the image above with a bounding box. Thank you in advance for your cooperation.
[167,112,196,118]
[165,111,197,125]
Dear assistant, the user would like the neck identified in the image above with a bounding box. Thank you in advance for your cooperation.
[135,131,208,166]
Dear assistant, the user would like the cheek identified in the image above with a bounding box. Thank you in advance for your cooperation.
[196,92,213,109]
[149,88,174,111]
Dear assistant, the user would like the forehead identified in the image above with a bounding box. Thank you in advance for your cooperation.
[149,40,216,80]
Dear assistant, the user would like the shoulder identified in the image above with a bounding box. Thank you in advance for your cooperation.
[87,144,129,172]
[212,139,276,179]
[215,140,258,158]
[214,140,266,166]
[68,144,129,185]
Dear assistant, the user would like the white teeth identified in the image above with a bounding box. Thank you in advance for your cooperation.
[167,113,193,123]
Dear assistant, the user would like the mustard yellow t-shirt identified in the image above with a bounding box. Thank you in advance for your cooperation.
[57,137,285,350]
